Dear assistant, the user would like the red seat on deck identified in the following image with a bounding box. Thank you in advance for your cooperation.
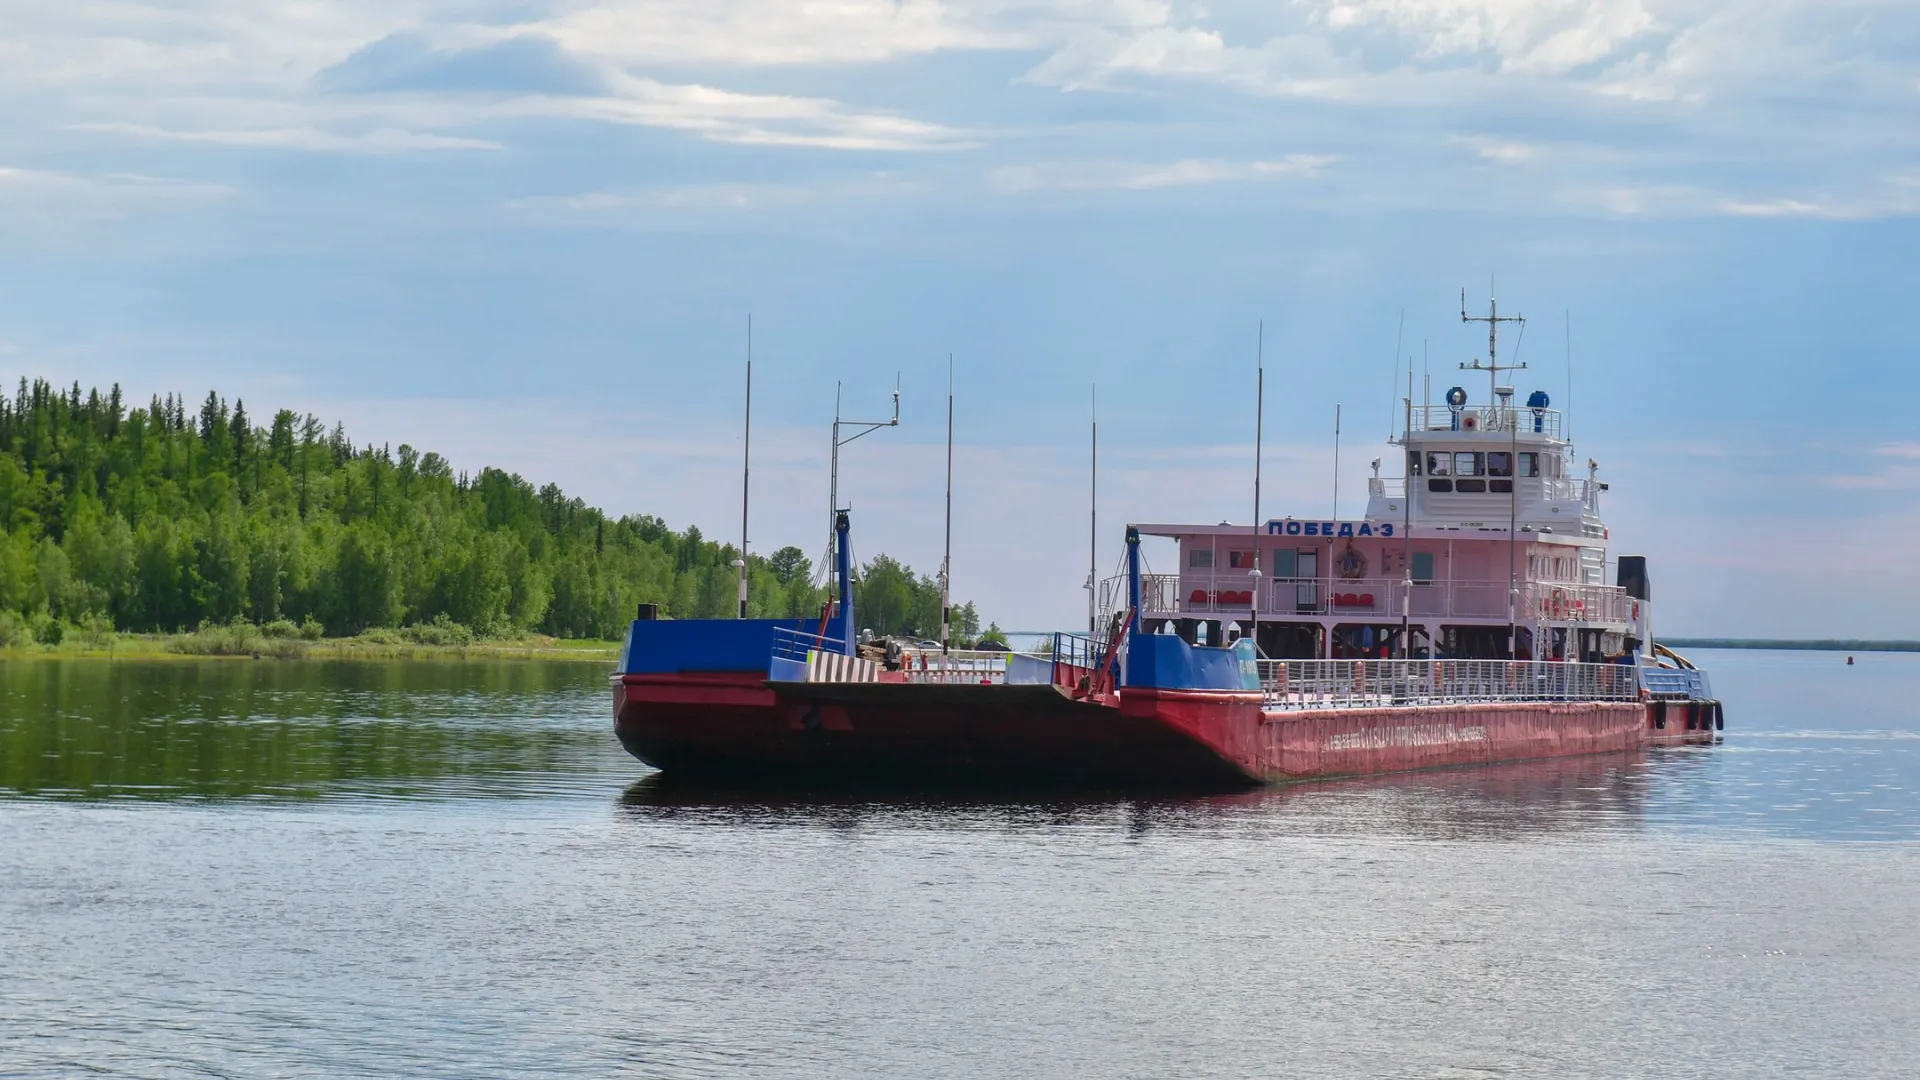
[1190,589,1210,606]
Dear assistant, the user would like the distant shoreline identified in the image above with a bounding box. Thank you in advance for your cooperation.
[0,635,622,663]
[1664,639,1920,654]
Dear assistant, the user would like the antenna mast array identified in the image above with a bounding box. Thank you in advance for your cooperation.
[1459,287,1526,401]
[1460,287,1526,661]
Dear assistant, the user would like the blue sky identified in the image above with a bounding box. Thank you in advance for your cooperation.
[2,1,1918,635]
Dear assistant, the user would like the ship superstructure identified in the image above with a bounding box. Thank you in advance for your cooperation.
[1127,386,1647,666]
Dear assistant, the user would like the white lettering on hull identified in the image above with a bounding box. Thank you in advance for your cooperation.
[1325,724,1488,752]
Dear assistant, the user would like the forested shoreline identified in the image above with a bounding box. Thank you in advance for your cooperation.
[0,379,981,646]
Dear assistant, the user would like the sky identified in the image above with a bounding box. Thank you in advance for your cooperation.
[1,0,1917,637]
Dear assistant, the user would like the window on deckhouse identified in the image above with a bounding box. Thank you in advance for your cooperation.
[1272,549,1298,578]
[1487,451,1513,492]
[1454,452,1487,492]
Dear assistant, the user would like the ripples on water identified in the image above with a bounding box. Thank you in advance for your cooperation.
[2,651,1917,1078]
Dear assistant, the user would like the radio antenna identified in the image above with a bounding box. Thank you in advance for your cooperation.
[1251,321,1265,648]
[1387,308,1404,440]
[941,355,953,656]
[737,315,752,619]
[1331,403,1341,520]
[1564,309,1574,446]
[1087,384,1098,635]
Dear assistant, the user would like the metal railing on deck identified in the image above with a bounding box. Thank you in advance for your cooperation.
[896,631,1120,691]
[896,650,1012,684]
[772,626,843,663]
[1411,404,1563,438]
[1118,572,1632,624]
[1257,658,1640,710]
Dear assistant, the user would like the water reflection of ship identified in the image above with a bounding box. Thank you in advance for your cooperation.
[620,749,1686,840]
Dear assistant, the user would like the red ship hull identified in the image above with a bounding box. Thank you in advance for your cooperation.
[616,673,1718,787]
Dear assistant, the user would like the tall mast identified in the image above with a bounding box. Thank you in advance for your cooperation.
[1460,287,1527,661]
[1088,384,1098,635]
[1331,403,1341,520]
[1401,366,1413,659]
[1460,288,1526,406]
[825,377,901,623]
[1564,309,1574,447]
[941,356,953,656]
[737,315,752,619]
[1250,322,1264,649]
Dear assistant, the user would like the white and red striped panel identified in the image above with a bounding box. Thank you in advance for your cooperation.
[806,650,879,683]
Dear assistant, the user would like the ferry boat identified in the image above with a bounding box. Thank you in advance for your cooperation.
[613,337,1722,788]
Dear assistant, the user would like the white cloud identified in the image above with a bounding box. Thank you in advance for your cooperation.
[989,155,1338,193]
[1315,0,1658,75]
[74,123,500,154]
[1716,197,1824,219]
[508,173,926,218]
[533,0,1018,67]
[0,164,231,221]
[0,1,429,87]
[510,75,980,150]
[1451,135,1540,163]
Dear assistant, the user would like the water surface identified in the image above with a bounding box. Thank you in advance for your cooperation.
[3,650,1916,1077]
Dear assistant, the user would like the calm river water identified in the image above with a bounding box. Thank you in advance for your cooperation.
[3,650,1916,1078]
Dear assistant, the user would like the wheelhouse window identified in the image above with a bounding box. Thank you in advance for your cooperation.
[1228,550,1256,569]
[1519,452,1540,478]
[1486,452,1513,492]
[1453,451,1488,492]
[1189,549,1213,569]
[1427,452,1451,475]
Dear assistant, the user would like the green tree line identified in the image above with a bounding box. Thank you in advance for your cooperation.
[0,378,982,642]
